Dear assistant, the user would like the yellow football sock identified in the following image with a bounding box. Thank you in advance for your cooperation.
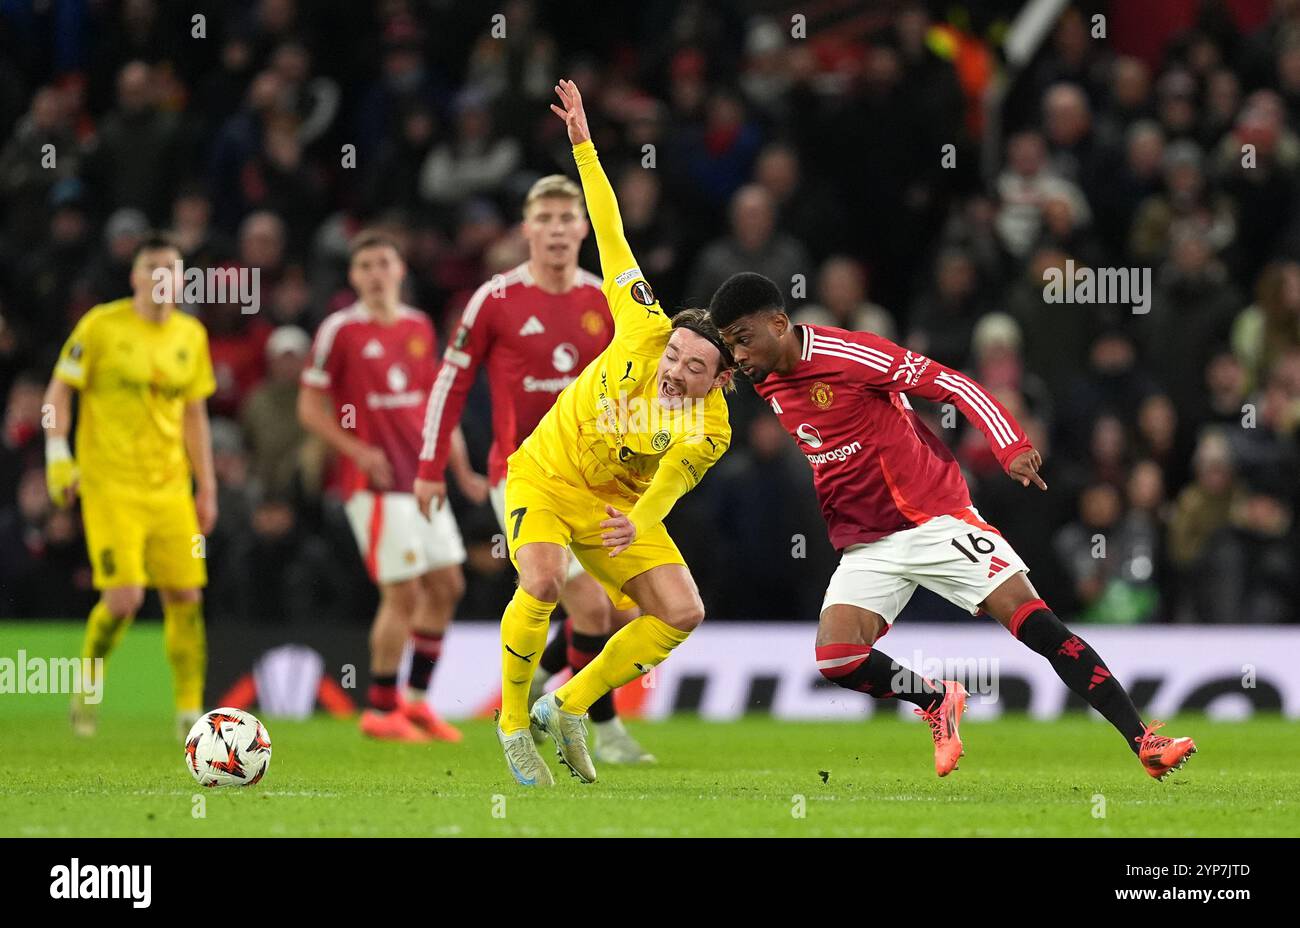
[499,588,555,733]
[81,598,133,694]
[555,615,689,715]
[163,599,206,714]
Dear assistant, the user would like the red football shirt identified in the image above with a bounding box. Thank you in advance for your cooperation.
[753,325,1032,549]
[302,302,438,495]
[417,262,613,484]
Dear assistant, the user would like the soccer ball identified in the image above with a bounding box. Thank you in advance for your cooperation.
[183,707,272,788]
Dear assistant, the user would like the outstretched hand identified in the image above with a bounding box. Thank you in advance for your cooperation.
[1009,448,1047,491]
[550,79,591,146]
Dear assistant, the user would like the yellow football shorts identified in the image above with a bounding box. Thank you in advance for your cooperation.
[503,454,684,611]
[81,483,207,590]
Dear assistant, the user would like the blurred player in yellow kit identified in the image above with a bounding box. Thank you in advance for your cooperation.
[496,80,734,786]
[44,234,217,738]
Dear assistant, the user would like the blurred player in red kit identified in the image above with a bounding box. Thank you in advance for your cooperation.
[299,231,468,742]
[711,272,1195,781]
[414,175,654,764]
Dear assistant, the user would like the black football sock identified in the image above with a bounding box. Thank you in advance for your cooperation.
[407,631,443,694]
[816,643,946,712]
[1009,599,1145,753]
[588,692,617,723]
[570,630,617,723]
[368,673,399,711]
[539,617,570,676]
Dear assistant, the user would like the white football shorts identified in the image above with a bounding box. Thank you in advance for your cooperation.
[822,507,1028,623]
[344,490,465,584]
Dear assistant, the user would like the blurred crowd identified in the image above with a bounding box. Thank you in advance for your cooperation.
[1,0,1298,625]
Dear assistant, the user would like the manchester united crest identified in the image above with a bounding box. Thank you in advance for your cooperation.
[810,381,834,410]
[581,310,606,337]
[407,337,427,357]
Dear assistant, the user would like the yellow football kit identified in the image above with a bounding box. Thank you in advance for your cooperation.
[497,140,731,734]
[504,140,731,608]
[54,298,216,589]
[53,298,215,717]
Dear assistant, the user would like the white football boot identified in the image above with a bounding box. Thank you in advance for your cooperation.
[70,693,97,737]
[594,717,656,765]
[176,710,201,742]
[497,726,556,787]
[530,693,597,783]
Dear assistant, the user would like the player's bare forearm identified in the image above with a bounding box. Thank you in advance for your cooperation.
[298,384,392,489]
[43,377,79,507]
[184,400,219,534]
[42,377,74,439]
[183,400,216,494]
[297,384,365,460]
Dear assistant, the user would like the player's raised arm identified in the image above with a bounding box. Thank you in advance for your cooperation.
[825,328,1043,489]
[552,79,666,344]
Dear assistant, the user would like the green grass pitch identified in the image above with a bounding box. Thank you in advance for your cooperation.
[1,712,1295,837]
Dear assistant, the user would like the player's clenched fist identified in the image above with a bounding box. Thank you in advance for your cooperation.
[550,79,591,146]
[1008,448,1047,491]
[45,437,80,507]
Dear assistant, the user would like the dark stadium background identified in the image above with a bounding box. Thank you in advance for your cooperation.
[0,0,1297,631]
